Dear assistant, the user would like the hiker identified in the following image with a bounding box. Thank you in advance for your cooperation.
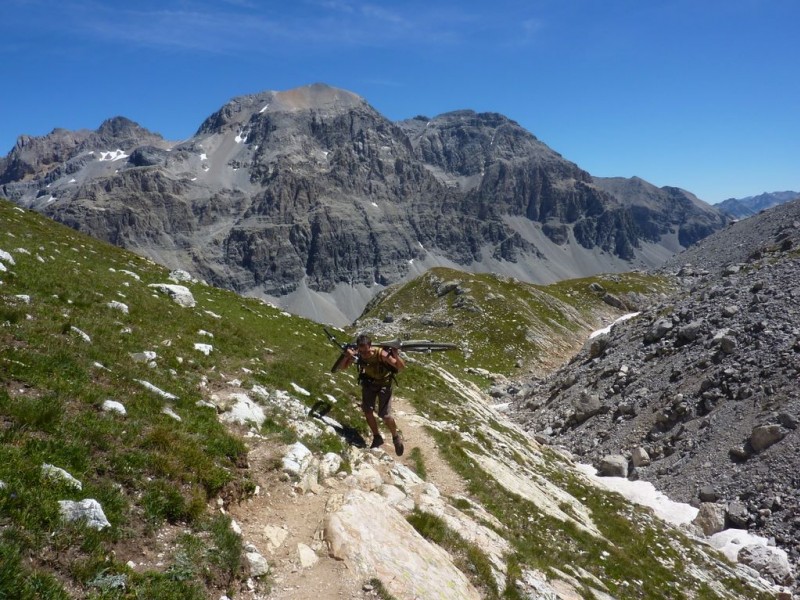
[341,333,405,456]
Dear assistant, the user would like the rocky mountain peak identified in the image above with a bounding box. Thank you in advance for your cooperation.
[195,83,369,137]
[1,83,730,325]
[399,109,565,182]
[270,82,365,113]
[95,116,154,141]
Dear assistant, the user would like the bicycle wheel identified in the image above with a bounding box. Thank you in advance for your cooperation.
[396,342,459,353]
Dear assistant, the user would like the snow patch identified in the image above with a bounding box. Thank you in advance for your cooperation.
[97,149,128,162]
[589,312,641,339]
[575,463,697,526]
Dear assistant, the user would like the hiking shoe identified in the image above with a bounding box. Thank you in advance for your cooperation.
[369,434,384,449]
[392,434,404,457]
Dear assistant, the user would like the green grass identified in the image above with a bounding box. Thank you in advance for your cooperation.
[358,267,671,376]
[366,577,400,600]
[408,447,427,480]
[407,509,499,599]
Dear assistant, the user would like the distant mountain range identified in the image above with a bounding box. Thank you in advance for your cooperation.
[0,83,729,324]
[716,191,799,219]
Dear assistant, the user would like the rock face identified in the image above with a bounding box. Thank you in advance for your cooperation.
[510,198,800,576]
[325,489,482,600]
[0,84,728,325]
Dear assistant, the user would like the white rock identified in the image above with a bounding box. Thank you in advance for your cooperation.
[230,519,242,535]
[379,484,413,512]
[290,382,311,396]
[282,442,313,478]
[101,400,127,416]
[692,503,726,536]
[264,525,289,552]
[0,249,15,265]
[15,294,30,304]
[107,301,129,314]
[319,452,343,479]
[245,551,269,578]
[169,269,195,282]
[194,343,213,355]
[130,351,157,362]
[297,543,318,568]
[135,380,178,400]
[161,407,182,421]
[58,499,110,529]
[42,464,82,490]
[219,393,266,427]
[631,446,651,467]
[70,326,91,343]
[118,269,141,280]
[325,489,481,599]
[355,464,384,492]
[738,544,793,586]
[148,283,196,307]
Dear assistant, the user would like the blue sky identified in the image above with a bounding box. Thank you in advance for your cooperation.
[2,0,798,203]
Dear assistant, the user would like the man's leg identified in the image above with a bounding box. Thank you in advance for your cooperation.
[362,385,383,448]
[377,388,404,456]
[364,409,381,438]
[382,415,398,437]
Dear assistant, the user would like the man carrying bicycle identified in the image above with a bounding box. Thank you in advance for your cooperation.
[340,333,405,456]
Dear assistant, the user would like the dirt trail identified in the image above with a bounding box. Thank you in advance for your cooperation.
[226,394,469,599]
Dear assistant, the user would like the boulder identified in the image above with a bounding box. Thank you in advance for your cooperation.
[245,551,269,578]
[571,393,603,425]
[631,447,651,468]
[698,485,719,503]
[749,425,788,452]
[147,283,196,307]
[644,319,673,343]
[596,455,628,478]
[737,544,794,586]
[325,490,481,600]
[726,501,750,529]
[58,499,110,530]
[692,503,726,536]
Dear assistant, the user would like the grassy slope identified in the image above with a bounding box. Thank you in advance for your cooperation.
[357,267,671,379]
[0,199,768,599]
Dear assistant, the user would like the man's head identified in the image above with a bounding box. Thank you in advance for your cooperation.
[356,334,372,358]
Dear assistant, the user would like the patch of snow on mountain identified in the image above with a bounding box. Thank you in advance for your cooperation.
[98,149,128,162]
[589,312,641,339]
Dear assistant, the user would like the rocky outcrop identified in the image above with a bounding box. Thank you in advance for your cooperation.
[325,489,482,600]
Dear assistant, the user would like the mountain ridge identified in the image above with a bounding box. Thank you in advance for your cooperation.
[0,83,729,325]
[716,191,800,220]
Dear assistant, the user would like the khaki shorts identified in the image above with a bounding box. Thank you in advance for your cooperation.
[361,380,393,418]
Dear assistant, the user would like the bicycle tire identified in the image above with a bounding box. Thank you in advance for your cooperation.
[381,342,458,353]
